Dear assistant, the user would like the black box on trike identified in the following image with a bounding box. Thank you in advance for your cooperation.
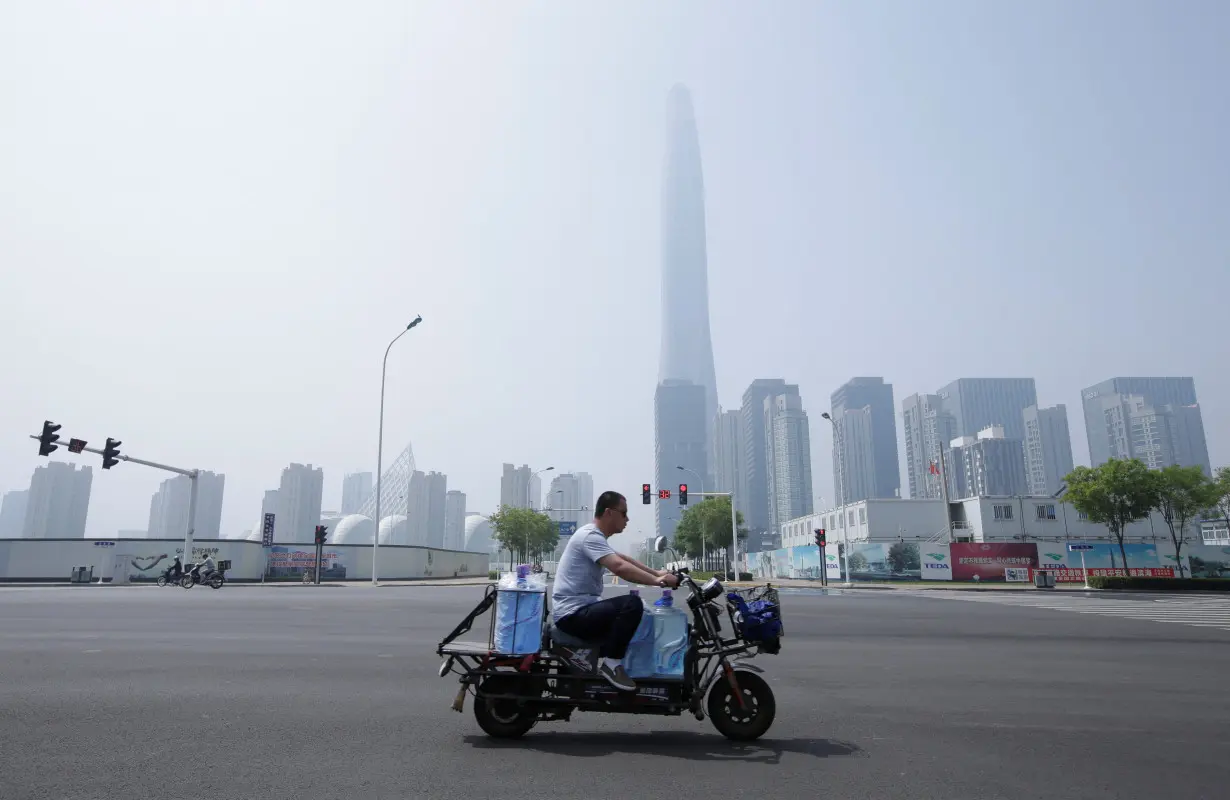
[436,540,784,741]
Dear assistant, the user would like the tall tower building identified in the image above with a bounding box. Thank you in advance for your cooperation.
[1023,404,1075,496]
[936,378,1037,441]
[425,471,448,548]
[655,84,718,536]
[500,464,544,510]
[711,408,746,519]
[148,471,225,539]
[764,391,814,531]
[275,463,323,544]
[21,461,93,538]
[831,377,900,503]
[655,380,708,541]
[0,490,29,538]
[547,472,594,528]
[444,490,467,550]
[1081,377,1210,475]
[947,426,1028,499]
[741,379,790,534]
[341,471,373,515]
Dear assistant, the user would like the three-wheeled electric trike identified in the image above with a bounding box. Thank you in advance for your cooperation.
[436,536,784,740]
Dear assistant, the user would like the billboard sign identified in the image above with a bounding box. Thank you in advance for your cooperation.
[261,513,275,548]
[557,521,577,537]
[950,543,1039,581]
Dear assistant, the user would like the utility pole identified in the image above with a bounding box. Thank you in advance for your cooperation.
[31,424,205,563]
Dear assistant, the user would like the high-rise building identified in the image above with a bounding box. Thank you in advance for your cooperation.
[500,464,544,510]
[655,84,719,536]
[275,463,324,544]
[147,471,225,539]
[902,393,953,500]
[1081,377,1211,475]
[903,379,1037,499]
[341,471,373,515]
[655,379,708,541]
[258,489,279,535]
[741,379,790,534]
[1023,404,1075,496]
[444,490,467,550]
[425,471,447,548]
[657,83,719,433]
[711,408,746,519]
[947,426,1028,499]
[831,377,900,503]
[0,490,29,538]
[546,472,594,527]
[936,378,1037,441]
[21,461,92,538]
[764,391,814,531]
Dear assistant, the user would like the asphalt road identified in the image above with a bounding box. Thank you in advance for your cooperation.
[0,584,1227,800]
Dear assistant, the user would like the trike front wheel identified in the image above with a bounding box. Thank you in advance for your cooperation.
[707,670,776,741]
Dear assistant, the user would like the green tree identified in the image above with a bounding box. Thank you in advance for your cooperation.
[670,496,746,558]
[488,505,558,565]
[1154,465,1222,578]
[1064,459,1160,574]
[1214,466,1230,527]
[847,550,869,573]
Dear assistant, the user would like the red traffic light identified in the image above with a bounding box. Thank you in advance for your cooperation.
[642,484,652,504]
[679,484,688,505]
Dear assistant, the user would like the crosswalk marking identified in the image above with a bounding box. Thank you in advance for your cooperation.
[910,590,1230,632]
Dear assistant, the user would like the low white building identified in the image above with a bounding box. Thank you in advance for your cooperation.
[782,496,1184,547]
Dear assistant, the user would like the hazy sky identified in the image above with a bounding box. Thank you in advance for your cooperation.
[3,1,1227,543]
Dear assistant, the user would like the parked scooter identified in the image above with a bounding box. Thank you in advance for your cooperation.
[437,536,783,740]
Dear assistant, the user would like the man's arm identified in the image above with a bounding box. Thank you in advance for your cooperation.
[598,554,676,588]
[617,552,667,578]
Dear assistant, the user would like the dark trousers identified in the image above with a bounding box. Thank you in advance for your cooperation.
[556,595,644,659]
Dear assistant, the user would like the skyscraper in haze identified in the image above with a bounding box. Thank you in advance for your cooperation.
[341,471,373,515]
[831,377,900,503]
[655,84,718,537]
[1081,377,1211,475]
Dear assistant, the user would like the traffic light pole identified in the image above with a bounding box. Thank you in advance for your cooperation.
[29,433,203,565]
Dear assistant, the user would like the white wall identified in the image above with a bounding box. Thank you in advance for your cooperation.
[961,497,1174,543]
[0,539,488,582]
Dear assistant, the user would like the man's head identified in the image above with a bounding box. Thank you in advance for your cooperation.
[593,490,628,536]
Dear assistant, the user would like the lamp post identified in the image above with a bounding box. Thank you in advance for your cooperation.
[677,466,706,570]
[521,466,553,564]
[372,316,422,585]
[821,412,852,587]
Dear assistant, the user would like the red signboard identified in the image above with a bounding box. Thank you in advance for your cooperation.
[1032,567,1175,582]
[950,543,1039,581]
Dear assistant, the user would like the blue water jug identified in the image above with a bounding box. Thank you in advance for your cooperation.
[493,566,545,655]
[623,591,656,678]
[650,603,689,679]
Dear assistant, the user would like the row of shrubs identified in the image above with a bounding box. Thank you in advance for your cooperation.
[1085,576,1230,591]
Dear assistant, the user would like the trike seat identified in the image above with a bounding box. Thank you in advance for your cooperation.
[549,623,600,648]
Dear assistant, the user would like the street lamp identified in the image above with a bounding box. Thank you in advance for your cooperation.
[372,315,423,585]
[821,412,852,588]
[677,465,707,571]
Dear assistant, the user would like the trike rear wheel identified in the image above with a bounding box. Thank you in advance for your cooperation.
[473,676,537,739]
[707,670,776,741]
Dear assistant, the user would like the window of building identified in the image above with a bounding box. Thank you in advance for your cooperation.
[1035,504,1057,521]
[993,504,1013,520]
[859,507,866,524]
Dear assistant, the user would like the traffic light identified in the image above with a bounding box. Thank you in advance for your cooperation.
[642,484,652,504]
[102,438,122,470]
[314,525,328,545]
[37,421,62,457]
[679,484,688,505]
[814,528,826,548]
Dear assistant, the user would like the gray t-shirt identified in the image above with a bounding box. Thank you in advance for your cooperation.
[551,524,616,621]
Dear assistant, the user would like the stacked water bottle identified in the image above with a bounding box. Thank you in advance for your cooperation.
[624,588,689,679]
[493,564,547,655]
